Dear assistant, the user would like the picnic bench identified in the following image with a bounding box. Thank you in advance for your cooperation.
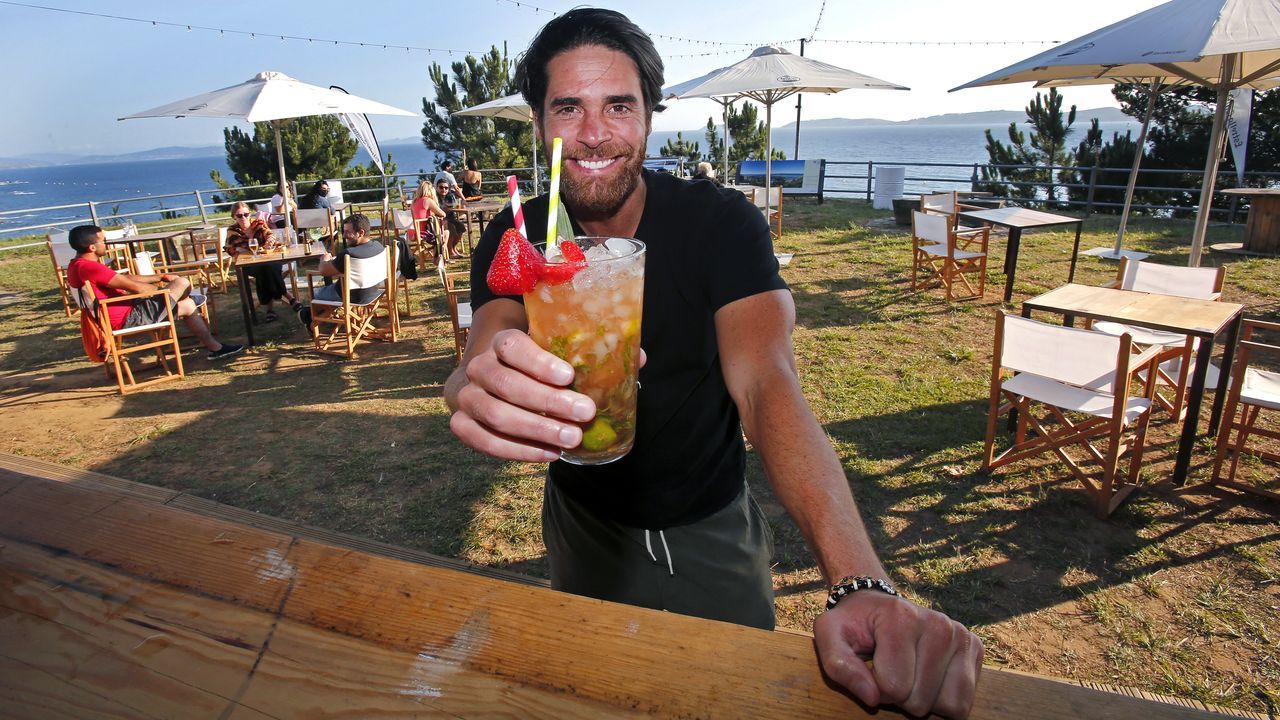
[0,453,1257,719]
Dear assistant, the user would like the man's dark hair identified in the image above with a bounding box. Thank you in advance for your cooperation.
[343,213,371,237]
[440,160,453,171]
[516,8,665,119]
[69,225,102,253]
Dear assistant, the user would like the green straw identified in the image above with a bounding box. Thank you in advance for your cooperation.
[546,137,563,249]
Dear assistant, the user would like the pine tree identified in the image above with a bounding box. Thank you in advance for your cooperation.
[979,88,1076,204]
[703,117,725,168]
[1066,118,1142,210]
[977,123,1037,200]
[209,115,396,203]
[211,116,357,193]
[725,101,787,163]
[659,132,701,167]
[420,45,533,174]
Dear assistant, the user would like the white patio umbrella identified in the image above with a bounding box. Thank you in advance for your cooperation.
[121,71,415,238]
[451,93,541,188]
[663,65,735,184]
[667,46,908,220]
[951,0,1280,267]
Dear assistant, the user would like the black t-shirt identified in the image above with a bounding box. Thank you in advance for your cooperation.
[470,170,786,529]
[332,240,385,305]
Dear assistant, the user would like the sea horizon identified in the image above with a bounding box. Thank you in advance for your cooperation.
[1,118,1142,235]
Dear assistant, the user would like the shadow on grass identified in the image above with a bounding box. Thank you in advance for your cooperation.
[757,397,1280,630]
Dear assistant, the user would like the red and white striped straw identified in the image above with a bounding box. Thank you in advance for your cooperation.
[506,175,527,239]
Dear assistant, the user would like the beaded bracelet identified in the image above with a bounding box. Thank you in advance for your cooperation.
[825,575,899,610]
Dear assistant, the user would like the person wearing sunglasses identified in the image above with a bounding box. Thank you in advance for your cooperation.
[224,201,301,322]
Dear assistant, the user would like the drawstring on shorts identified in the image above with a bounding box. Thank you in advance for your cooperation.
[643,529,674,576]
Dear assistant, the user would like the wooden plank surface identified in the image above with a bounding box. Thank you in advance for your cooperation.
[1024,284,1244,337]
[958,207,1081,229]
[0,456,1260,719]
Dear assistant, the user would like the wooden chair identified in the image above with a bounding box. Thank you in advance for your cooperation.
[911,210,989,301]
[352,200,389,241]
[749,185,783,241]
[387,211,416,324]
[46,230,76,318]
[412,214,443,264]
[1210,318,1280,502]
[307,246,392,359]
[77,282,186,395]
[983,312,1161,518]
[437,256,471,365]
[101,228,132,271]
[920,191,983,229]
[295,208,334,244]
[1092,258,1226,421]
[187,227,233,292]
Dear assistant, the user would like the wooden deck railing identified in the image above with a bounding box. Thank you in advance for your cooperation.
[0,454,1258,719]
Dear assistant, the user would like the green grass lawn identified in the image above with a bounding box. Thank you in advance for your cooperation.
[2,201,1278,715]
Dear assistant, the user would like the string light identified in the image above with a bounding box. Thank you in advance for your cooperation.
[0,1,484,57]
[0,0,1060,61]
[808,0,826,42]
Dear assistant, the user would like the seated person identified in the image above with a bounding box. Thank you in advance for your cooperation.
[269,182,295,229]
[297,213,385,327]
[298,180,332,210]
[225,201,300,323]
[460,158,484,200]
[434,160,462,199]
[436,178,468,260]
[65,224,242,361]
[410,179,448,257]
[692,161,720,185]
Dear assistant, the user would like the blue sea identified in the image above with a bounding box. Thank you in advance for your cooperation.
[0,122,1139,235]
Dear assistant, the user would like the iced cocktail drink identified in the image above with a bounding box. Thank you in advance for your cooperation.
[524,237,645,465]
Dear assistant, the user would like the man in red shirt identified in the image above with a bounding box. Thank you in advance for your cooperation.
[66,224,242,361]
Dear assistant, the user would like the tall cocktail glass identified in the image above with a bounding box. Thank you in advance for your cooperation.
[524,236,645,465]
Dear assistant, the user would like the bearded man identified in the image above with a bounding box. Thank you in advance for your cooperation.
[443,8,983,718]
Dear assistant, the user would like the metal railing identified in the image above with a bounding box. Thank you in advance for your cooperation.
[819,160,1279,222]
[4,159,1271,247]
[0,166,541,246]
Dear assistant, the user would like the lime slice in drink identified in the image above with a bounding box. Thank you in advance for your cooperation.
[579,418,617,452]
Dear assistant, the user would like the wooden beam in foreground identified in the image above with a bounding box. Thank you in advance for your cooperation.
[0,454,1259,719]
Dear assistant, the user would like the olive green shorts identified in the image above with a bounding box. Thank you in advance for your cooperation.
[541,479,777,630]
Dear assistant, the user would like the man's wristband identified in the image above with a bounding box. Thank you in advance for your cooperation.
[825,576,899,610]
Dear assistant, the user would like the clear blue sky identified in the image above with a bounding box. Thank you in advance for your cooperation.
[0,0,1165,157]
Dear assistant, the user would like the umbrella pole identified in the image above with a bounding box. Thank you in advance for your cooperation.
[764,100,773,224]
[722,99,731,184]
[1112,79,1160,256]
[1188,54,1236,268]
[532,136,540,192]
[273,120,296,243]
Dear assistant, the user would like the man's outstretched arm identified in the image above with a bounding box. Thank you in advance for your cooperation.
[715,289,983,719]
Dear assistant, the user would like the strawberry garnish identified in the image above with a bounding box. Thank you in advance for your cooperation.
[538,262,582,285]
[538,240,586,286]
[486,228,543,294]
[560,240,586,263]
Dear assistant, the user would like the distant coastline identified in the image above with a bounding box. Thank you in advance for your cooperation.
[0,107,1132,170]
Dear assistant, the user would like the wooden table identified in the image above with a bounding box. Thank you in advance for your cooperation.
[450,198,507,248]
[1022,284,1245,484]
[1220,188,1280,254]
[957,207,1085,302]
[0,453,1242,719]
[233,241,326,346]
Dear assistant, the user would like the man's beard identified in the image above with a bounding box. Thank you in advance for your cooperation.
[560,144,646,221]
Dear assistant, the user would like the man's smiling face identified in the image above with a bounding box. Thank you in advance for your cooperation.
[538,44,649,220]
